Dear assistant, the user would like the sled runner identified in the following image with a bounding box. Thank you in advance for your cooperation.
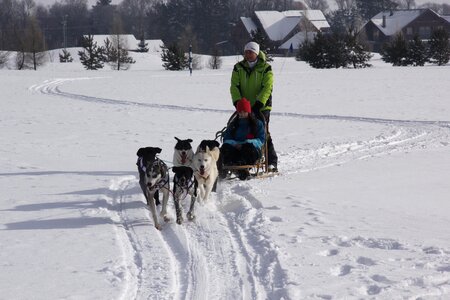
[215,111,278,180]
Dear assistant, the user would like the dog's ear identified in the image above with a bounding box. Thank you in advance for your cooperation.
[137,148,145,156]
[172,166,180,173]
[153,147,162,154]
[210,148,220,162]
[175,137,180,142]
[187,139,193,143]
[212,141,220,148]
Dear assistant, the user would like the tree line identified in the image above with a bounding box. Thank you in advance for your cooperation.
[1,0,449,55]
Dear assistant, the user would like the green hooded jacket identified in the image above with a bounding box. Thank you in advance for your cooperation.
[230,51,273,111]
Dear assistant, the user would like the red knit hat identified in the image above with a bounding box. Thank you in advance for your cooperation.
[236,98,251,113]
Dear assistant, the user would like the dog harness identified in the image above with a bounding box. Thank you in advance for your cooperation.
[137,157,170,191]
[173,176,196,201]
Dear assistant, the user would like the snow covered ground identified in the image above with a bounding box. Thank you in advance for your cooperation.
[1,50,450,299]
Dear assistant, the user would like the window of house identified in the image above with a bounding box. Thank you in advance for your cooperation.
[406,27,413,35]
[419,26,431,38]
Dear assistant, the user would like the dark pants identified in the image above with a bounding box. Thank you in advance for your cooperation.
[220,143,261,166]
[259,111,278,166]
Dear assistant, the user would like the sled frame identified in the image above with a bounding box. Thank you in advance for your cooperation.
[215,112,274,179]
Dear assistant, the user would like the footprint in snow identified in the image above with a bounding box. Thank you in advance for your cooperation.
[366,284,382,295]
[371,274,395,284]
[356,256,376,266]
[437,265,450,272]
[318,249,339,257]
[423,246,443,255]
[330,264,352,276]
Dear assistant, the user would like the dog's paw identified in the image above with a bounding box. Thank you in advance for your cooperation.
[155,223,162,231]
[176,218,183,225]
[186,212,196,221]
[163,215,171,223]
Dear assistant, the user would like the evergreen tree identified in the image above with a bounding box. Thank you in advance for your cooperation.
[345,32,373,68]
[356,0,398,21]
[296,39,313,62]
[381,33,409,66]
[161,43,188,70]
[137,38,149,53]
[78,35,105,70]
[297,31,372,69]
[428,28,449,66]
[406,35,427,66]
[102,38,114,62]
[327,5,362,35]
[251,28,273,61]
[59,49,73,63]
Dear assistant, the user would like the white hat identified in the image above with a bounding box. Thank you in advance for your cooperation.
[244,42,260,55]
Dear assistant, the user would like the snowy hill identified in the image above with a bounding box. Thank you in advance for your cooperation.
[1,51,450,299]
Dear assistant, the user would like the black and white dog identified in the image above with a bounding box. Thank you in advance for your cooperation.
[197,140,220,155]
[172,166,198,224]
[136,147,170,230]
[173,137,194,167]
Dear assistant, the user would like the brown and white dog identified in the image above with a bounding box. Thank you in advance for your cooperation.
[193,140,220,202]
[136,147,170,230]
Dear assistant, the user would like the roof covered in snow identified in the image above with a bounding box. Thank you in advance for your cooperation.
[253,10,329,42]
[279,31,317,49]
[87,34,139,49]
[371,10,425,36]
[83,35,163,52]
[240,17,258,34]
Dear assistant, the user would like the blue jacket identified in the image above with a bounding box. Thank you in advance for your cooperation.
[223,117,265,150]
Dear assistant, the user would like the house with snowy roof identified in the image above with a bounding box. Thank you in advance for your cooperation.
[233,10,330,55]
[84,34,164,52]
[360,9,450,53]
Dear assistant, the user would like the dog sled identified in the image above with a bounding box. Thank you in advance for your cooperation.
[215,111,278,180]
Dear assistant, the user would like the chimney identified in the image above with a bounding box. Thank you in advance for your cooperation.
[382,15,386,28]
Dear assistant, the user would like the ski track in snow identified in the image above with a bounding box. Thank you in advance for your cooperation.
[30,77,450,299]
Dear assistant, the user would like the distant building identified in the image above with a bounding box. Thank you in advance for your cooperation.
[360,9,450,53]
[84,34,164,52]
[233,10,330,55]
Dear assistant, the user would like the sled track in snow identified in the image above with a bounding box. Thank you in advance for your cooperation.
[107,176,285,299]
[30,77,450,128]
[30,77,450,175]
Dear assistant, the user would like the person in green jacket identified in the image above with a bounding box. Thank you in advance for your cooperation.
[230,41,278,172]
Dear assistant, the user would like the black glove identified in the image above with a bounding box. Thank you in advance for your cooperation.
[252,101,263,114]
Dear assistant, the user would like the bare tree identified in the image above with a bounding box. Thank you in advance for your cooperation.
[15,15,46,70]
[305,0,329,12]
[25,16,46,70]
[334,0,356,10]
[208,46,222,69]
[0,51,11,68]
[419,2,446,14]
[395,0,416,9]
[108,14,135,70]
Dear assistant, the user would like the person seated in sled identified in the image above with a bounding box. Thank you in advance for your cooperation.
[220,98,265,179]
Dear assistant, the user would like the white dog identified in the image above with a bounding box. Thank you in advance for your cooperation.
[193,146,220,202]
